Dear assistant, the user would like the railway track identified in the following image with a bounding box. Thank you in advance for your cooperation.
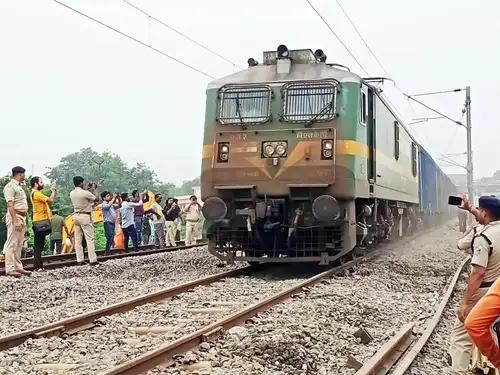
[0,222,456,374]
[352,256,469,375]
[0,241,207,274]
[0,266,252,352]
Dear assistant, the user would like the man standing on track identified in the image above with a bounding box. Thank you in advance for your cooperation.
[100,191,121,256]
[163,197,180,247]
[30,176,57,269]
[146,194,165,248]
[2,166,31,277]
[449,195,500,374]
[118,192,143,252]
[131,190,148,245]
[69,176,98,266]
[183,195,201,246]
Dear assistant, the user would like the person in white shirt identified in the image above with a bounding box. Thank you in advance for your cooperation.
[183,195,201,245]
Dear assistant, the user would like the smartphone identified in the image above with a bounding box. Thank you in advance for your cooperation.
[448,196,463,206]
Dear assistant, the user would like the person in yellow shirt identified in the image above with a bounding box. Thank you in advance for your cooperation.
[30,176,56,270]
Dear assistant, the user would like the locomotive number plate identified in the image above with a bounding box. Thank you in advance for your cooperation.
[296,131,328,139]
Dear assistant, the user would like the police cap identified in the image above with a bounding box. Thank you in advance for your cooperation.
[478,195,500,217]
[12,166,26,174]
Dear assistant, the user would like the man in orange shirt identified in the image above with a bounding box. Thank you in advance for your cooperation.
[30,176,56,270]
[464,196,500,371]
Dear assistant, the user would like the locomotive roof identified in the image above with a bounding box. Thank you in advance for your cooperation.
[207,62,362,90]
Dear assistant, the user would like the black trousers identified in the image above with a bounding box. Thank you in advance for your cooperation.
[33,230,50,269]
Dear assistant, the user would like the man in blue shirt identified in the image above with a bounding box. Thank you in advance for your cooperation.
[100,191,121,256]
[119,192,143,252]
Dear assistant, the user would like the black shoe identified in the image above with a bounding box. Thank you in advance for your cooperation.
[89,261,98,266]
[77,262,86,266]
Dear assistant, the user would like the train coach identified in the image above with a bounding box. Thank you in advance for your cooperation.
[200,45,458,265]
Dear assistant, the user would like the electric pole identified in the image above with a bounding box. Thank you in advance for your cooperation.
[465,86,474,210]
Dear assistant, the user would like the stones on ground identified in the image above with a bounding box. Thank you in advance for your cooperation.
[151,225,466,374]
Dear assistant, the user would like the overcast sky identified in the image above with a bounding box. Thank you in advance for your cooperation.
[1,0,497,185]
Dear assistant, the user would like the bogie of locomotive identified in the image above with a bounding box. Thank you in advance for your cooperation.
[200,45,457,265]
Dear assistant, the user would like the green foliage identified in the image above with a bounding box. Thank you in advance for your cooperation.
[172,177,201,196]
[94,222,106,251]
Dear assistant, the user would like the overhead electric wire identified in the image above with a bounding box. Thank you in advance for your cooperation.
[121,0,243,70]
[52,0,215,79]
[333,0,391,78]
[405,95,465,127]
[305,0,369,76]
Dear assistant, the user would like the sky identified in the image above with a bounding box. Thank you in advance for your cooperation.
[1,0,498,185]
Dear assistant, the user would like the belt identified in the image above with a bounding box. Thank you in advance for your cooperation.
[75,212,91,215]
[15,211,27,217]
[480,281,494,288]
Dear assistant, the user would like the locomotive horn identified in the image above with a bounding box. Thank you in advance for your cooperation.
[277,44,289,58]
[314,49,327,63]
[312,195,340,222]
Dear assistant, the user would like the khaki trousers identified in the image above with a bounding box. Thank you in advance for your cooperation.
[185,221,198,246]
[73,213,97,263]
[165,221,176,247]
[449,287,489,374]
[3,214,26,273]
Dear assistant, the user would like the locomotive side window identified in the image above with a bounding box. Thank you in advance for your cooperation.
[281,81,337,123]
[394,121,400,160]
[359,91,367,125]
[218,85,272,124]
[411,142,417,176]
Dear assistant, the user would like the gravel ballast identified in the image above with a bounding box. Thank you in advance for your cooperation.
[147,225,469,375]
[0,246,246,336]
[0,267,313,375]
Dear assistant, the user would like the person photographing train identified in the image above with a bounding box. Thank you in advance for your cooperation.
[449,195,500,374]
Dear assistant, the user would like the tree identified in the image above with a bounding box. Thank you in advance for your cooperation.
[45,148,177,209]
[173,176,201,196]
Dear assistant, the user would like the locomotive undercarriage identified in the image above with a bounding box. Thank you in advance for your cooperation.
[205,193,420,265]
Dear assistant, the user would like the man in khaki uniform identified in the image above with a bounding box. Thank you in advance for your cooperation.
[69,176,97,265]
[449,195,500,374]
[2,166,31,277]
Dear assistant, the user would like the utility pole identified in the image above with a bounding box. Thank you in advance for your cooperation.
[465,86,474,211]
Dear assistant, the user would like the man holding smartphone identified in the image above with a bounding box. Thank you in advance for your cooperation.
[449,195,500,374]
[163,197,180,247]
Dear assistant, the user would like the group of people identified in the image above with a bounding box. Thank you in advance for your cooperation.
[100,191,202,255]
[451,194,500,373]
[2,165,202,277]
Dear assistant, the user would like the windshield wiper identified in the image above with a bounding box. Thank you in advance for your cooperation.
[304,100,334,128]
[235,95,247,129]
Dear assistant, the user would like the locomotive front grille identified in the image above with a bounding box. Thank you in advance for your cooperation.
[211,226,343,259]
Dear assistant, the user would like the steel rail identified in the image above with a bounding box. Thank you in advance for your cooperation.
[0,266,250,352]
[0,242,207,274]
[101,253,379,375]
[0,240,206,266]
[353,256,470,375]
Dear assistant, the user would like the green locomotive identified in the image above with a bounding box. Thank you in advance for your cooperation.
[200,45,456,265]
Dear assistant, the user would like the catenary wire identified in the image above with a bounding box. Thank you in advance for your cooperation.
[334,0,391,78]
[305,0,369,76]
[52,0,216,80]
[121,0,243,70]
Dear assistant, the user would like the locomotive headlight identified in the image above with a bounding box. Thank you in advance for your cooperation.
[218,142,229,163]
[276,144,286,156]
[264,144,275,157]
[322,139,334,160]
[323,149,333,158]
